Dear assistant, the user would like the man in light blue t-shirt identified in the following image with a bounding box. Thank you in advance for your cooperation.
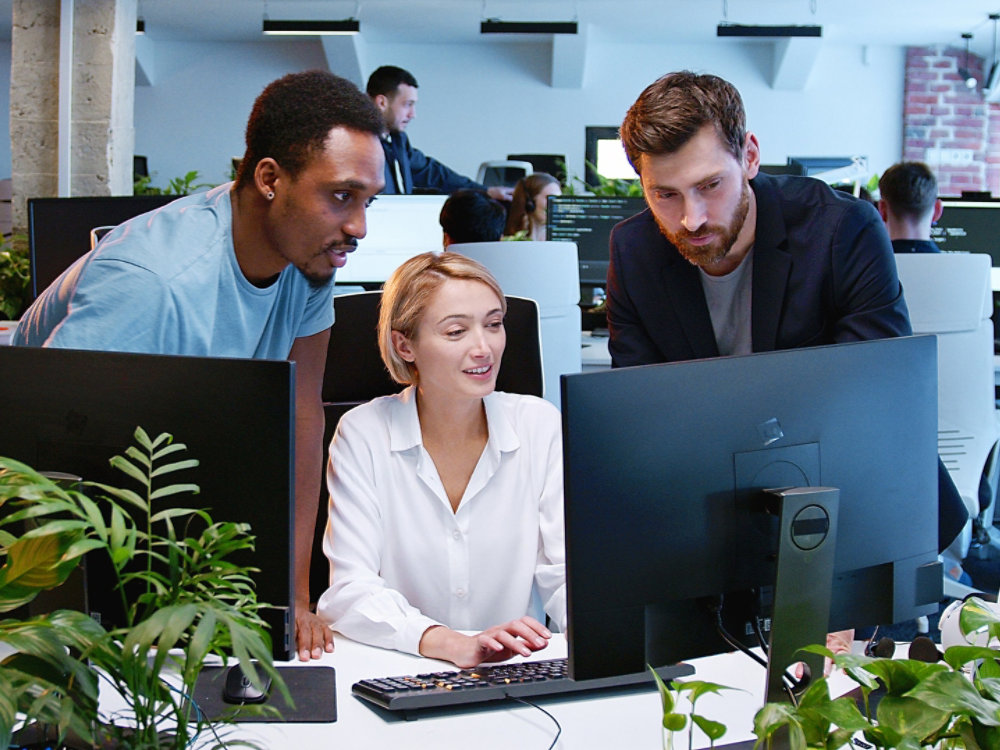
[14,70,386,661]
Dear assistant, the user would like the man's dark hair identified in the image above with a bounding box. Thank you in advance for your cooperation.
[878,161,939,220]
[620,71,746,173]
[366,66,419,98]
[439,189,506,244]
[235,70,383,189]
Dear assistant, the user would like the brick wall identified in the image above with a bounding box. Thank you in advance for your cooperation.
[903,45,996,196]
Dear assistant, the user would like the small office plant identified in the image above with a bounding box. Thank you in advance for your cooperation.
[0,234,30,320]
[0,427,287,749]
[750,597,1000,750]
[651,670,736,750]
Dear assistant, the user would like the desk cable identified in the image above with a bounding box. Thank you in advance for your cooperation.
[510,696,562,750]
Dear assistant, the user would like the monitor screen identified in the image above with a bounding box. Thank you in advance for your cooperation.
[584,126,639,188]
[932,200,1000,291]
[28,195,179,299]
[547,195,647,286]
[561,336,941,695]
[0,346,297,661]
[786,156,857,177]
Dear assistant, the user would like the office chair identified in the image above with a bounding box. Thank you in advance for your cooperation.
[507,153,567,183]
[446,241,582,408]
[894,253,1000,599]
[476,160,533,189]
[309,290,545,602]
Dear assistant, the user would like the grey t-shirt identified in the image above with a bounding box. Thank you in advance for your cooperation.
[699,247,754,357]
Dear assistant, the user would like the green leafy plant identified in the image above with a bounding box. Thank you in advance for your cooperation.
[134,170,214,196]
[753,597,1000,750]
[652,669,737,750]
[0,234,30,320]
[561,159,644,198]
[0,427,287,749]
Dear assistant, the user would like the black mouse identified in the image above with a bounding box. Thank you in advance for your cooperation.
[222,662,271,705]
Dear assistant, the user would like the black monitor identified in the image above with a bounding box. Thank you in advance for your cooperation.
[28,194,179,299]
[584,126,639,188]
[786,156,857,177]
[0,346,297,661]
[933,199,1000,262]
[561,336,941,701]
[547,195,647,286]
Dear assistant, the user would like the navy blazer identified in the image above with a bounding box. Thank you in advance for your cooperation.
[606,172,913,367]
[380,131,483,195]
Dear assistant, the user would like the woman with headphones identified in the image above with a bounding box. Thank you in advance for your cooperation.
[503,172,562,241]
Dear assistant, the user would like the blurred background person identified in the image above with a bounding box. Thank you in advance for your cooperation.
[504,173,561,241]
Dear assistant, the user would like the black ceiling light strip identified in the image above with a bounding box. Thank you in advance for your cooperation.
[262,19,360,34]
[480,20,578,34]
[716,24,822,38]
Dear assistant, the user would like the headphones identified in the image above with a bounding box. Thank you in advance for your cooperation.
[525,196,536,214]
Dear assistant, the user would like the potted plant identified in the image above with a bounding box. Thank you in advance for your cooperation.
[0,427,287,749]
[0,234,30,321]
[654,597,1000,750]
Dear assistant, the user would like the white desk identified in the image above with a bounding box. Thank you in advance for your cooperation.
[205,634,859,750]
[581,331,611,371]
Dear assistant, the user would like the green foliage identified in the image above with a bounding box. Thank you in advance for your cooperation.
[751,598,1000,750]
[0,428,286,749]
[0,234,30,320]
[652,667,739,750]
[134,170,215,196]
[561,160,644,198]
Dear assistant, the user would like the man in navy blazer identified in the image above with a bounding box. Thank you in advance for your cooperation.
[607,70,965,555]
[366,66,511,200]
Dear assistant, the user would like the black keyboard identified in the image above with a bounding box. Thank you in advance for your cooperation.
[352,657,694,711]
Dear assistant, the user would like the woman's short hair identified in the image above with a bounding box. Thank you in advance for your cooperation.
[378,252,507,385]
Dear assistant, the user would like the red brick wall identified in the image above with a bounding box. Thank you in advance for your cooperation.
[903,45,994,196]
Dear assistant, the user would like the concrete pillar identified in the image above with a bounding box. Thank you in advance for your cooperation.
[10,0,136,232]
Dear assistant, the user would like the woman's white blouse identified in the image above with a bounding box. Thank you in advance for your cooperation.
[317,387,567,655]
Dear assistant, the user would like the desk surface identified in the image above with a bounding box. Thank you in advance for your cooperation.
[200,634,859,750]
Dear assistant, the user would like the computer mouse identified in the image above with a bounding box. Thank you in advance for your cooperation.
[222,662,271,705]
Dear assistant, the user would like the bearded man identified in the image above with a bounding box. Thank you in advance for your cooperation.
[606,70,910,365]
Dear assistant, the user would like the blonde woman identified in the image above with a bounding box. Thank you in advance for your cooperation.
[317,252,565,668]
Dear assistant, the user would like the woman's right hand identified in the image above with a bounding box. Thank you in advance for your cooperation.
[419,616,552,669]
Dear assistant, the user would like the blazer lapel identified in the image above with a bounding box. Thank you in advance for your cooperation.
[749,174,791,352]
[660,244,720,360]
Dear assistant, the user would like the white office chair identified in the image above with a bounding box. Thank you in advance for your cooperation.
[447,241,582,408]
[476,160,533,189]
[894,252,999,599]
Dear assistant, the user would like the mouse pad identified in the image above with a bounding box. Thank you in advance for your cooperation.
[192,665,337,723]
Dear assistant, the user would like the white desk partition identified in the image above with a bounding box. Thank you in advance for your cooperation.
[894,252,998,577]
[447,241,582,407]
[336,194,448,284]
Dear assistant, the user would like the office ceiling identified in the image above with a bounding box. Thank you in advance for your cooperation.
[3,2,1000,58]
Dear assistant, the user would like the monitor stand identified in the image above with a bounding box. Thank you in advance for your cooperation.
[762,486,840,704]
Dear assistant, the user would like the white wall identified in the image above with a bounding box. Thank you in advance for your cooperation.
[130,38,905,191]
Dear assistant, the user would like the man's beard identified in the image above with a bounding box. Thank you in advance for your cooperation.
[655,179,751,269]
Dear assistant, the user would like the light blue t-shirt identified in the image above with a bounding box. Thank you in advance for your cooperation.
[13,183,335,359]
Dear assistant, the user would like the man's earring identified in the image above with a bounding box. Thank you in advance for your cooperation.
[266,191,275,200]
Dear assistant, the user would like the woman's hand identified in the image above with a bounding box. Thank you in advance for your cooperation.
[419,616,552,669]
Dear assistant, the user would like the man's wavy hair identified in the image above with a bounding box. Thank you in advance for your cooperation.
[620,71,746,173]
[235,70,383,188]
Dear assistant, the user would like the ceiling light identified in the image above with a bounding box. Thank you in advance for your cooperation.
[960,32,978,89]
[262,19,360,35]
[716,24,822,38]
[480,19,578,34]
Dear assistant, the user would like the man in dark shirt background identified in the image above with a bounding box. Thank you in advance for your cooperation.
[878,161,943,254]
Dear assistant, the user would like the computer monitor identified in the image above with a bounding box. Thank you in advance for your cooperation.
[335,194,449,286]
[28,195,179,299]
[584,126,639,188]
[0,346,297,661]
[932,199,1000,291]
[546,195,647,286]
[561,336,941,701]
[786,156,856,177]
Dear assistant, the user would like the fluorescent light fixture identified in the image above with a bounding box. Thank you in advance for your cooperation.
[262,19,360,35]
[717,24,822,38]
[480,20,578,34]
[136,18,145,34]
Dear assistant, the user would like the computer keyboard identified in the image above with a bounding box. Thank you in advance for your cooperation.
[352,657,694,712]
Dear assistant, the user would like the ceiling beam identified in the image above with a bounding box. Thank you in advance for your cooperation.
[550,23,587,88]
[135,33,154,86]
[771,36,821,90]
[321,34,367,90]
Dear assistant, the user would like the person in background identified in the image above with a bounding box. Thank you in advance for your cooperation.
[367,65,512,201]
[878,161,943,253]
[13,70,387,661]
[503,172,562,241]
[439,188,507,247]
[318,252,565,668]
